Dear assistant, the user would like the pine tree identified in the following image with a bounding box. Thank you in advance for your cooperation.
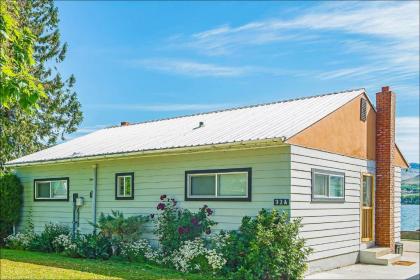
[0,0,83,167]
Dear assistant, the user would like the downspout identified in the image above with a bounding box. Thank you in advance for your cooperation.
[92,164,98,233]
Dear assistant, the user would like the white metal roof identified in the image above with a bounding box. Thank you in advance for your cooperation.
[6,88,365,166]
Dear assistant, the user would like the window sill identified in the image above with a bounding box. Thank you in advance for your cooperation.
[185,197,251,202]
[34,198,69,202]
[311,198,345,203]
[115,196,134,200]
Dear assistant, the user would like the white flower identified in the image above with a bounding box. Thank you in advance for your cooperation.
[169,238,226,273]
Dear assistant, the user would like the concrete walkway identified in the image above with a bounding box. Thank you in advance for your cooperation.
[306,241,420,280]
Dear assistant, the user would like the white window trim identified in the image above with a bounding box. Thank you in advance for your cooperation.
[312,169,345,202]
[34,179,68,201]
[116,175,132,198]
[187,171,249,199]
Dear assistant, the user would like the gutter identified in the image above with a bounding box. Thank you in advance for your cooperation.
[5,138,286,167]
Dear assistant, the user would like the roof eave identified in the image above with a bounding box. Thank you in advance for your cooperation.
[5,137,287,168]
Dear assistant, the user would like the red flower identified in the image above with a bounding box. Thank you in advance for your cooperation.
[178,226,184,235]
[160,194,167,200]
[191,217,199,226]
[206,208,213,216]
[205,228,211,235]
[157,203,165,210]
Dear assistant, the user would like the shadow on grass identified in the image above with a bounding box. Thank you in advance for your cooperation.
[0,249,216,280]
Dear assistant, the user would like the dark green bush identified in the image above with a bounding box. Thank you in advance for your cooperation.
[75,233,112,260]
[0,173,23,244]
[29,223,70,252]
[222,209,312,280]
[94,210,149,243]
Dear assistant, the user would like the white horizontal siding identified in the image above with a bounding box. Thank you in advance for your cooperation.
[16,146,291,238]
[290,145,375,261]
[394,167,401,242]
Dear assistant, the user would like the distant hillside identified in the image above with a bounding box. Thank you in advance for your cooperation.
[402,163,420,180]
[401,163,419,205]
[402,175,420,185]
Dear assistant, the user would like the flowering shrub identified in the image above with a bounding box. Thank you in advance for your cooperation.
[221,209,312,280]
[119,239,161,262]
[52,234,78,256]
[170,238,226,273]
[4,232,34,250]
[29,223,70,252]
[153,195,216,255]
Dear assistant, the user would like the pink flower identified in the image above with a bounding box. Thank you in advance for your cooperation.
[206,208,213,216]
[160,194,167,201]
[157,203,165,210]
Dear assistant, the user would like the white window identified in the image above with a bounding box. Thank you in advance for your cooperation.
[115,173,134,199]
[34,178,69,201]
[186,168,251,201]
[312,169,345,201]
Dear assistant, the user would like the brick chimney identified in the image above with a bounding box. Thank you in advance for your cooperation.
[120,121,130,126]
[375,86,396,250]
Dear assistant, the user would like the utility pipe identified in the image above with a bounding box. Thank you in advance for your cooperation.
[92,164,98,233]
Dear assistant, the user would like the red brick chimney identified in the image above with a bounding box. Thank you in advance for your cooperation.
[120,121,130,126]
[375,86,396,250]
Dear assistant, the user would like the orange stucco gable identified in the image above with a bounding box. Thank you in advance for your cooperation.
[395,144,410,169]
[287,93,376,160]
[287,93,409,168]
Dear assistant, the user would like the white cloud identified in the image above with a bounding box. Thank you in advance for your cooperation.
[133,59,248,77]
[396,117,419,163]
[172,1,419,96]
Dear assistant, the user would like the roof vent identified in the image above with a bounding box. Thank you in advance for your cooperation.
[120,121,130,126]
[193,121,204,130]
[360,98,367,122]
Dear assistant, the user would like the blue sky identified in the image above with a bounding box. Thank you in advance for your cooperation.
[56,1,419,162]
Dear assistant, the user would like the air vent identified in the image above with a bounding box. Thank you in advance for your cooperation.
[360,98,367,121]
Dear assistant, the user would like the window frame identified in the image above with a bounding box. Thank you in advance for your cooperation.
[311,169,345,202]
[115,172,135,200]
[185,168,252,202]
[33,177,69,201]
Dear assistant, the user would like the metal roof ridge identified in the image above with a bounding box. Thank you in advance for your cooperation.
[104,87,366,130]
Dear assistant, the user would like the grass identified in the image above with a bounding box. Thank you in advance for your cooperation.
[0,249,216,280]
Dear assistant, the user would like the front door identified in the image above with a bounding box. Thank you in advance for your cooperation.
[361,174,374,242]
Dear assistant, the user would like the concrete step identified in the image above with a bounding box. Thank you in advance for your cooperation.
[360,247,400,265]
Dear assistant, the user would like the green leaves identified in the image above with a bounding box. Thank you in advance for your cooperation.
[1,0,83,168]
[0,0,46,111]
[221,209,312,280]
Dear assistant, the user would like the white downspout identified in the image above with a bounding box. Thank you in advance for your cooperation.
[92,164,98,233]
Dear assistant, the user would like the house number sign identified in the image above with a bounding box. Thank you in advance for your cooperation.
[274,198,289,206]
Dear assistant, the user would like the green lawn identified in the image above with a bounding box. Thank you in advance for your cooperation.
[0,249,216,280]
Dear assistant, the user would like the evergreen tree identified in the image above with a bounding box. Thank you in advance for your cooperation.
[0,0,83,167]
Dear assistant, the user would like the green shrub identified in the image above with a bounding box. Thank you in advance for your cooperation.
[75,233,112,260]
[0,173,23,243]
[154,195,216,255]
[222,209,312,280]
[29,223,70,252]
[95,210,149,243]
